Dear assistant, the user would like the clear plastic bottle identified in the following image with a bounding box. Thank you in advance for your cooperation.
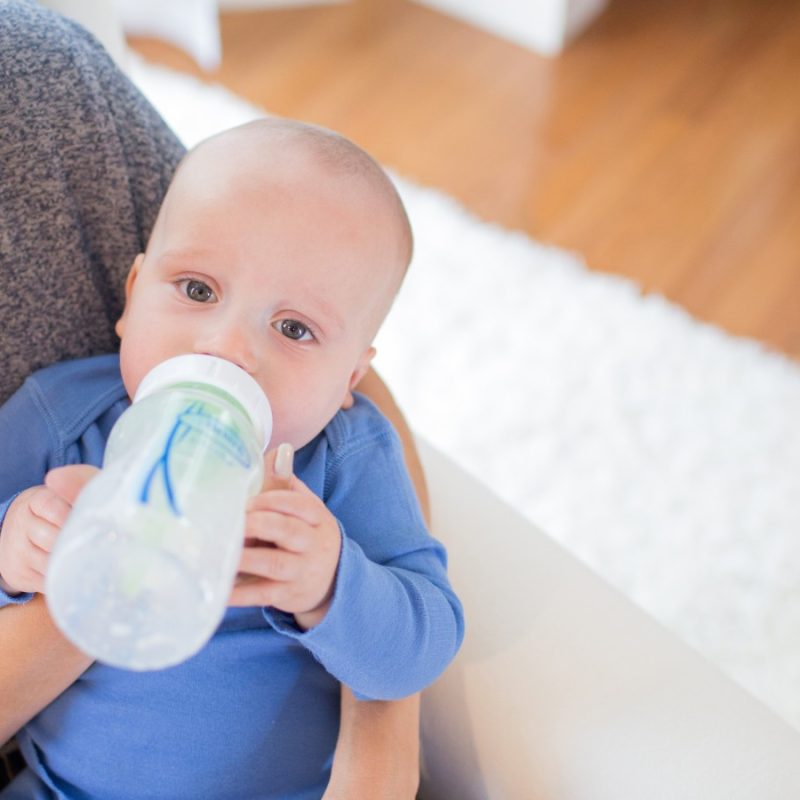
[45,355,272,670]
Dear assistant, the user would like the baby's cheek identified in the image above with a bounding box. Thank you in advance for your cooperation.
[267,415,318,453]
[267,385,345,450]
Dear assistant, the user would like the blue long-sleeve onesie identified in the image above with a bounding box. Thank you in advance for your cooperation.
[0,355,464,800]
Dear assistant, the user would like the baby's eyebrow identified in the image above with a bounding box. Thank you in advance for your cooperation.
[304,292,345,335]
[298,289,345,333]
[155,248,213,269]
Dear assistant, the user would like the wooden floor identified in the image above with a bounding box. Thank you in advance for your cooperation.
[130,0,800,359]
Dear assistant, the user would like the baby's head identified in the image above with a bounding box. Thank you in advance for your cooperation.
[115,118,412,450]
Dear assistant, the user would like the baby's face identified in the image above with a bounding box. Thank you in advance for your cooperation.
[116,139,405,451]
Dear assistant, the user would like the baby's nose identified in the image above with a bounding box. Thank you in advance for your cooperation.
[195,322,257,374]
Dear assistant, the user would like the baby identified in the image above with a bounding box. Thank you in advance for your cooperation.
[0,119,464,799]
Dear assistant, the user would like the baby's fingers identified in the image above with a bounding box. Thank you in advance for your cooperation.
[45,464,99,506]
[26,517,60,554]
[28,488,73,528]
[0,525,51,594]
[246,490,323,527]
[229,576,281,608]
[239,545,300,582]
[245,510,314,553]
[23,537,50,579]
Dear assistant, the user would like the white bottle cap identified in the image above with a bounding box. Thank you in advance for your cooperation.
[133,354,273,451]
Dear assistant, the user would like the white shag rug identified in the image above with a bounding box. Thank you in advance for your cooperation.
[129,55,800,730]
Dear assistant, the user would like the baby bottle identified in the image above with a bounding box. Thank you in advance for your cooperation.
[45,354,271,670]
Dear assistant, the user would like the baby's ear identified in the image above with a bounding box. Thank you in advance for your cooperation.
[341,347,376,410]
[114,254,144,339]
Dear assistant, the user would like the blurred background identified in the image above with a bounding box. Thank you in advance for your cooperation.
[124,0,800,360]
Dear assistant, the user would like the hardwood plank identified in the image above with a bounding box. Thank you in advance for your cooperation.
[129,0,800,359]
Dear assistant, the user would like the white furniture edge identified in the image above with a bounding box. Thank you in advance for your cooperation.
[409,0,609,56]
[39,1,126,66]
[417,438,800,799]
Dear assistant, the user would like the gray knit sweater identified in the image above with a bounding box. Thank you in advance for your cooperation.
[0,0,185,404]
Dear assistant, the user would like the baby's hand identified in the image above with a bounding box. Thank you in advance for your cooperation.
[0,465,98,595]
[230,444,342,630]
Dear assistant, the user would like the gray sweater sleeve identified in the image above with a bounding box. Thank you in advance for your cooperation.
[0,0,186,404]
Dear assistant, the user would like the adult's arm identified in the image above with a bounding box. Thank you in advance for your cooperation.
[0,0,184,407]
[0,597,91,745]
[357,367,430,522]
[326,687,421,800]
[0,467,96,745]
[324,367,429,797]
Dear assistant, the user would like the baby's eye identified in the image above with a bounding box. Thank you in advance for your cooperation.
[275,319,314,342]
[182,280,216,303]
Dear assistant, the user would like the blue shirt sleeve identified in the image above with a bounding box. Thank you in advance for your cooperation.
[0,376,59,499]
[263,401,465,700]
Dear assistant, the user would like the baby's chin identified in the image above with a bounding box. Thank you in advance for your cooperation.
[264,432,314,455]
[267,415,338,455]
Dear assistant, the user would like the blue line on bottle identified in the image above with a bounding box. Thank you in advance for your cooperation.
[139,416,184,515]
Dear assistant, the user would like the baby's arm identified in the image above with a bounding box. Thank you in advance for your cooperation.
[234,422,462,702]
